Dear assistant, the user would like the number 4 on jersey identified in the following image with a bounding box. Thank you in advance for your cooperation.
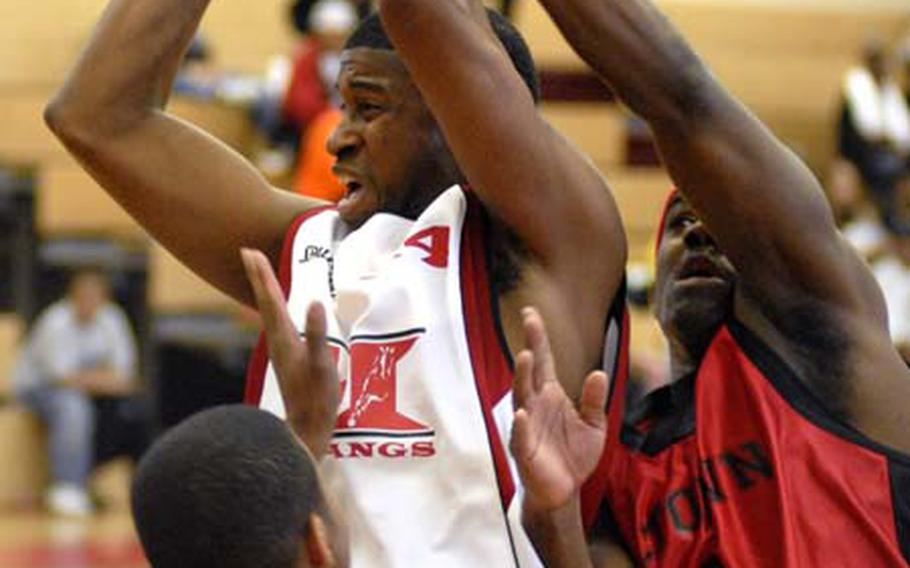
[404,226,450,268]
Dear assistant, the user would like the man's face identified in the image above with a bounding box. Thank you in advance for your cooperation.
[653,196,736,342]
[327,48,460,227]
[69,272,108,323]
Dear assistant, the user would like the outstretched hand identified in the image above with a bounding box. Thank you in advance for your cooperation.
[241,248,339,458]
[510,307,609,512]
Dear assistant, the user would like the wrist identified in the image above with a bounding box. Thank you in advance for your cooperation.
[522,490,582,527]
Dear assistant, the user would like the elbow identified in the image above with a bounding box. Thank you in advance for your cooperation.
[44,94,95,150]
[44,92,140,153]
[43,96,71,138]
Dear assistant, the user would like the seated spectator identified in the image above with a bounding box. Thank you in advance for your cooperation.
[11,269,139,516]
[838,37,910,228]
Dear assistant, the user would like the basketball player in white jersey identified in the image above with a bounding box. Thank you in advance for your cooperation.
[45,0,626,564]
[243,246,611,568]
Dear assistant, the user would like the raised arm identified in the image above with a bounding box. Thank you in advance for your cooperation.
[377,0,626,327]
[536,0,886,326]
[44,0,323,306]
[511,307,631,567]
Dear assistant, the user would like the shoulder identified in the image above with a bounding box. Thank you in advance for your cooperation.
[35,302,73,332]
[97,303,132,329]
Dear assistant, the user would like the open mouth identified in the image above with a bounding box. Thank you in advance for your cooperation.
[345,180,363,196]
[678,256,724,281]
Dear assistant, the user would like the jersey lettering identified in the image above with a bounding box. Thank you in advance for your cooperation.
[404,226,450,268]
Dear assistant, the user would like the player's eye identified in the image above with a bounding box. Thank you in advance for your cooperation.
[670,213,696,230]
[356,101,384,120]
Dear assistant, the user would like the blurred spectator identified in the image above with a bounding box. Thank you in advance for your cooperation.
[11,269,139,517]
[873,225,910,365]
[282,0,355,136]
[829,159,887,261]
[900,38,910,106]
[255,0,357,189]
[293,106,345,199]
[838,37,910,228]
[286,0,356,200]
[172,35,220,98]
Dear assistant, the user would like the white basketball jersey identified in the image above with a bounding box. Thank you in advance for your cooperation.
[246,186,544,567]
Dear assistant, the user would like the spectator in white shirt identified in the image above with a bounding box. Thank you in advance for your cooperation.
[839,38,910,228]
[12,269,137,517]
[873,225,910,365]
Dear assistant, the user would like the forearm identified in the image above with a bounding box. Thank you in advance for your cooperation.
[523,497,593,568]
[64,367,134,395]
[46,0,211,133]
[537,0,710,126]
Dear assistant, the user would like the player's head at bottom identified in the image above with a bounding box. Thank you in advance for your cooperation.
[131,404,348,568]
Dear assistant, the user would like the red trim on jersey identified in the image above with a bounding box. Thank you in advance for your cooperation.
[581,304,631,530]
[460,194,516,508]
[244,205,335,405]
[653,189,681,258]
[606,322,632,452]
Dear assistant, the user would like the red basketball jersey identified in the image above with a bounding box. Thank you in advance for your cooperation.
[599,319,910,567]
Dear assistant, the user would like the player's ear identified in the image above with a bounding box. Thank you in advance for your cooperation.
[303,513,336,567]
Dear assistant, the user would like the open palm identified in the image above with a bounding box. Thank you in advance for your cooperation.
[241,248,339,458]
[510,307,609,511]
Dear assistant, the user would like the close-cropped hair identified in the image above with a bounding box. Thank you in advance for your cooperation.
[131,405,322,568]
[344,10,541,103]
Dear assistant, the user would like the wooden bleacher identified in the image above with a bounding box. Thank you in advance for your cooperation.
[0,315,22,399]
[541,103,626,167]
[149,243,238,314]
[35,161,145,239]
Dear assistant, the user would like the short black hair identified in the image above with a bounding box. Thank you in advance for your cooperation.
[131,405,322,568]
[344,9,541,102]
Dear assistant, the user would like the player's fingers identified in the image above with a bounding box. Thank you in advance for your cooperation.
[579,370,609,430]
[304,302,339,394]
[521,306,556,390]
[241,248,298,357]
[304,301,329,348]
[513,349,535,409]
[510,408,534,466]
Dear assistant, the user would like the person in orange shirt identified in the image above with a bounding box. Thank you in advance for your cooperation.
[293,107,345,201]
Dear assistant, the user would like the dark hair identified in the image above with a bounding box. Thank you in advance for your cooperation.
[344,9,540,102]
[131,405,322,568]
[290,0,317,34]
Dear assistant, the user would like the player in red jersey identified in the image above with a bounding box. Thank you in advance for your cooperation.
[514,0,910,566]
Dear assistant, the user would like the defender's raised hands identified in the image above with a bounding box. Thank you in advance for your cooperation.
[241,248,338,457]
[511,307,609,512]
